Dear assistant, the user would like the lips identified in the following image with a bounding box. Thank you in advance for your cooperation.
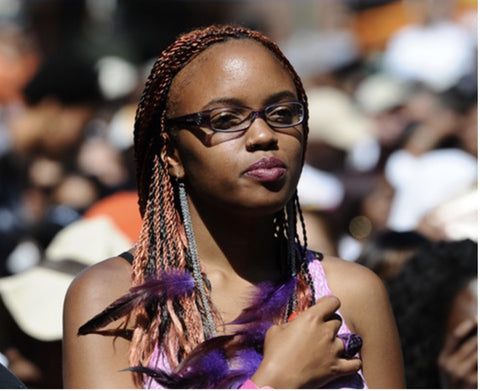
[244,157,287,182]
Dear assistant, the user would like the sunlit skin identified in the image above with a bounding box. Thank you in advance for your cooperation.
[63,38,405,389]
[166,40,304,217]
[165,40,307,321]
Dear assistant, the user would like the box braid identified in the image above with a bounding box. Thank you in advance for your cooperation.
[131,24,315,379]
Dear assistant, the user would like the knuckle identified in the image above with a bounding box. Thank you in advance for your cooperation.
[318,295,341,310]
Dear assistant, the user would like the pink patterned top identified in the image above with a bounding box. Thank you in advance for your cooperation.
[143,250,367,389]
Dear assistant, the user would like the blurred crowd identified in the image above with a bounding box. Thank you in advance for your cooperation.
[0,0,476,388]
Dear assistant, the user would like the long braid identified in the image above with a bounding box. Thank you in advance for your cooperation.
[131,24,312,381]
[295,194,317,307]
[281,195,315,321]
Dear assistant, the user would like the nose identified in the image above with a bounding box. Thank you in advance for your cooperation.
[245,112,278,151]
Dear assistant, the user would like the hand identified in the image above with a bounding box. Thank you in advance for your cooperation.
[250,295,362,388]
[438,319,478,388]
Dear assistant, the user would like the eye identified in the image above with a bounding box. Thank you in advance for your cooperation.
[267,103,302,125]
[209,107,248,130]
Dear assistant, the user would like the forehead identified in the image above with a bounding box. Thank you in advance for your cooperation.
[168,39,295,113]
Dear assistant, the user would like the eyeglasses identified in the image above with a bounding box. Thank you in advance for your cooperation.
[166,101,305,133]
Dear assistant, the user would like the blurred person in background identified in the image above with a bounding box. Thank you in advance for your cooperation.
[384,78,477,234]
[299,86,377,258]
[411,79,477,243]
[353,72,413,171]
[386,238,477,388]
[378,0,477,235]
[0,190,142,388]
[355,229,430,282]
[0,51,103,276]
[336,171,397,262]
[0,24,40,108]
[382,0,476,92]
[296,162,344,256]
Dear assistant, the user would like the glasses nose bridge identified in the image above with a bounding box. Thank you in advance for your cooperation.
[248,107,269,127]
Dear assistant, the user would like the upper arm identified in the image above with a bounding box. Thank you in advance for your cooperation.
[62,257,139,389]
[323,258,405,389]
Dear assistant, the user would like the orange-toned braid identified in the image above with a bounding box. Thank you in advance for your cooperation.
[131,24,313,383]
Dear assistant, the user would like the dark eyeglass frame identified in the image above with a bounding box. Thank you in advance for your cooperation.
[166,100,305,133]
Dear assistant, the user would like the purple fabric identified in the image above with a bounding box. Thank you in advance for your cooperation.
[133,276,296,388]
[141,250,368,389]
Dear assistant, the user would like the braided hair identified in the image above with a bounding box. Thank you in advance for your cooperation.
[131,24,314,380]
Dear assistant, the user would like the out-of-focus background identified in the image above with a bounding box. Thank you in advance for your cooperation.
[0,0,477,388]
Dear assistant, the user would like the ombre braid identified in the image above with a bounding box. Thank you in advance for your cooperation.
[131,24,314,381]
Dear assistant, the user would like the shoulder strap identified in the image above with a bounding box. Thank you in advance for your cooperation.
[305,248,323,263]
[118,251,134,265]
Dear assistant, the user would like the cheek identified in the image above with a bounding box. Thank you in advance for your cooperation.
[176,135,239,183]
[176,131,305,201]
[285,135,305,175]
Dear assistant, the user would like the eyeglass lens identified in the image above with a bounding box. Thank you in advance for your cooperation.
[210,102,303,132]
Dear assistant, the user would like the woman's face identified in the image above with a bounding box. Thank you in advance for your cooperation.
[166,40,305,216]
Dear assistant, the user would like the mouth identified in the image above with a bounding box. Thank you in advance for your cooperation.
[244,157,287,182]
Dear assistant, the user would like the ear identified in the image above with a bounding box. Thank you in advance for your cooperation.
[164,136,185,179]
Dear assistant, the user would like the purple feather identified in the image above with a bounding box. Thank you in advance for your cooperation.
[231,276,295,326]
[78,270,195,335]
[131,337,233,388]
[133,277,296,388]
[132,350,230,388]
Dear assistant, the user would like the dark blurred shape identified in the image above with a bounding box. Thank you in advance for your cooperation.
[0,50,103,276]
[387,239,477,388]
[347,0,400,12]
[0,361,26,389]
[356,229,429,281]
[23,51,102,106]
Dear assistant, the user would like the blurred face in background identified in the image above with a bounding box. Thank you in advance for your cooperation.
[37,101,94,158]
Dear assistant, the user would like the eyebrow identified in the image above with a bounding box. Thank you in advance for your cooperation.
[202,90,299,109]
[264,90,299,105]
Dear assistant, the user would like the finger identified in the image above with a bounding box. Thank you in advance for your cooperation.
[337,357,363,375]
[439,335,477,374]
[447,355,478,383]
[443,319,477,354]
[455,334,478,362]
[309,295,341,321]
[287,296,341,323]
[454,319,478,340]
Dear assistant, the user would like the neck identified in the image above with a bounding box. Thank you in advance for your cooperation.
[187,197,285,282]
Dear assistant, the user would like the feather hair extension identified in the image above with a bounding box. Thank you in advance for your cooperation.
[130,336,234,388]
[231,276,296,325]
[78,270,195,335]
[130,276,297,388]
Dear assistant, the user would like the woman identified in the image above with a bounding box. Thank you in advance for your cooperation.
[63,25,404,389]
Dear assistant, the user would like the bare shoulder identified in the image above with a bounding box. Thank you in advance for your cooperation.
[64,254,132,324]
[318,256,405,388]
[63,252,138,388]
[319,255,390,331]
[320,255,385,294]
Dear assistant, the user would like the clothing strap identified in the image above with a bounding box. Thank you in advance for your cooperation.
[118,251,134,265]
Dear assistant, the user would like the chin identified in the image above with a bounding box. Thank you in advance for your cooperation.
[237,196,291,217]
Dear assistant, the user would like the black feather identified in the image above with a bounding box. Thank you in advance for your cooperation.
[78,270,195,335]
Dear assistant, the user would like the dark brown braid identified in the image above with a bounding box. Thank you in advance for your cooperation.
[131,24,313,381]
